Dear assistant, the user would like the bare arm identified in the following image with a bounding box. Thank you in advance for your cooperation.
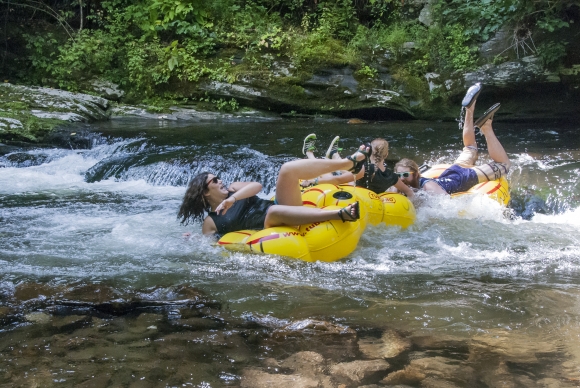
[215,182,263,215]
[202,216,218,237]
[393,179,415,199]
[422,180,448,195]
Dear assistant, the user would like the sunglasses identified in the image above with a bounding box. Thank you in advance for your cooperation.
[204,176,219,188]
[396,172,414,178]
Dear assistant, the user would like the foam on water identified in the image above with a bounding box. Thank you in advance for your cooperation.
[1,132,580,294]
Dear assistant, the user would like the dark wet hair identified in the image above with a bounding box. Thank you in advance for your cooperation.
[178,172,211,225]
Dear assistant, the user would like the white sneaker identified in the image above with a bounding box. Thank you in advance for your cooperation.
[325,136,342,159]
[302,133,317,155]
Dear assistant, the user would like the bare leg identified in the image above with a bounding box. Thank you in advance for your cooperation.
[264,203,357,228]
[463,101,477,148]
[306,150,316,160]
[479,119,510,167]
[276,151,364,206]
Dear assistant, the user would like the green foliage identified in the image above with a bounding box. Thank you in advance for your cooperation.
[315,0,357,40]
[214,98,240,112]
[115,0,210,38]
[348,24,414,61]
[537,41,568,69]
[440,0,572,41]
[289,30,354,69]
[52,29,119,90]
[415,23,478,73]
[3,0,575,107]
[23,33,60,85]
[356,64,378,79]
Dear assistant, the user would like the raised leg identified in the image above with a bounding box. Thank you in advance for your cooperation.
[462,100,477,148]
[264,202,358,228]
[479,119,510,167]
[275,150,364,206]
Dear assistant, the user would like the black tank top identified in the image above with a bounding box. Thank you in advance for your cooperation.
[208,193,274,236]
[356,163,399,193]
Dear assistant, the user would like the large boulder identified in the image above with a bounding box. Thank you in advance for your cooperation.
[0,83,110,142]
[197,65,415,121]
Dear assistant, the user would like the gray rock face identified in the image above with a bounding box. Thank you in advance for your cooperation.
[198,66,415,120]
[464,56,546,87]
[111,104,280,122]
[89,78,125,101]
[419,2,434,26]
[479,26,517,60]
[0,83,109,122]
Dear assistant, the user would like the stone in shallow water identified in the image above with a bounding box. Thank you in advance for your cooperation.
[275,319,356,336]
[61,283,120,304]
[329,359,391,385]
[241,368,319,388]
[381,356,475,386]
[127,312,163,334]
[14,282,62,301]
[267,319,358,360]
[0,306,16,324]
[470,329,560,364]
[411,335,469,353]
[279,351,326,376]
[51,314,91,332]
[358,329,411,359]
[24,311,51,324]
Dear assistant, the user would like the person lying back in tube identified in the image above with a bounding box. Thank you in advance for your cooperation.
[178,145,371,239]
[393,83,511,195]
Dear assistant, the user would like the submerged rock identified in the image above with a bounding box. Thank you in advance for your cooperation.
[381,356,475,386]
[241,368,320,388]
[329,359,391,384]
[359,329,411,359]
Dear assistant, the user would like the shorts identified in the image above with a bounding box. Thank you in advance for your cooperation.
[435,164,479,194]
[454,146,509,182]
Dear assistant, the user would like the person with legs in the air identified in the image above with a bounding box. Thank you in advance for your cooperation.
[394,83,510,195]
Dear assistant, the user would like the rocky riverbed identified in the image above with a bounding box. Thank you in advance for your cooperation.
[1,282,578,387]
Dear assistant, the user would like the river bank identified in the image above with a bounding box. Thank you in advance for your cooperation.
[1,72,579,145]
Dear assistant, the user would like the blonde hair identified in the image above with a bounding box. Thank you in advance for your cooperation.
[394,158,420,175]
[370,138,389,164]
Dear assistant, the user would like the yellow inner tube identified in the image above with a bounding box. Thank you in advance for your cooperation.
[422,164,510,206]
[217,184,416,262]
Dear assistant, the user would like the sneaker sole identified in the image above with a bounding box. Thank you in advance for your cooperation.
[325,136,340,159]
[303,133,317,155]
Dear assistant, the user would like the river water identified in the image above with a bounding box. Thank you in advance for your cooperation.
[1,118,580,387]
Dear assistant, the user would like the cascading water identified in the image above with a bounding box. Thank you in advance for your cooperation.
[1,119,579,386]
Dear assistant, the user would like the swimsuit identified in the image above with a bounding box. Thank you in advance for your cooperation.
[356,163,399,193]
[208,193,274,237]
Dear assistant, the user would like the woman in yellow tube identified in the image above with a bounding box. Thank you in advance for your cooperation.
[178,146,370,238]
